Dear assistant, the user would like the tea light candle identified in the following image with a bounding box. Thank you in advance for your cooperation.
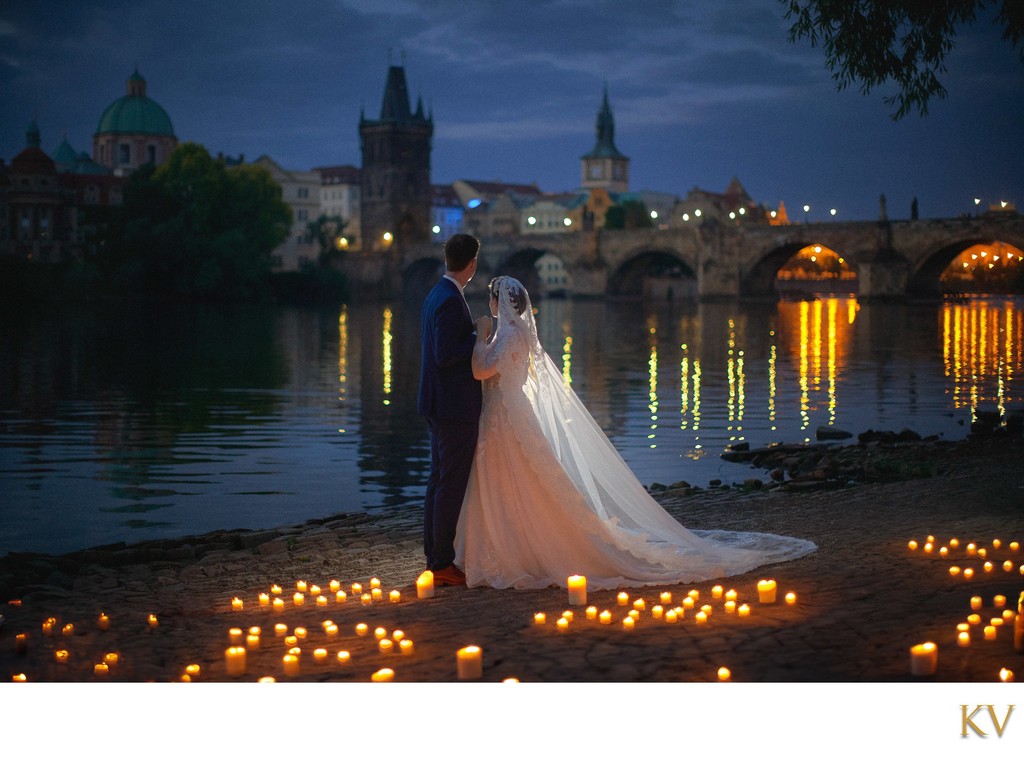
[923,542,933,553]
[282,654,300,677]
[785,592,797,605]
[351,583,363,595]
[55,649,69,663]
[534,612,546,625]
[259,593,270,607]
[757,580,777,604]
[296,580,308,593]
[337,650,351,665]
[682,597,695,610]
[457,645,483,680]
[994,595,1007,608]
[1004,610,1016,622]
[293,592,305,606]
[717,667,731,681]
[378,639,394,654]
[355,623,369,636]
[361,594,373,606]
[586,606,598,620]
[695,611,708,624]
[60,623,73,637]
[659,591,672,605]
[316,595,328,607]
[907,540,918,550]
[270,584,283,595]
[231,597,244,612]
[978,548,988,558]
[390,590,401,603]
[738,604,751,617]
[664,610,678,624]
[229,627,244,645]
[622,617,635,631]
[983,562,993,573]
[556,617,570,633]
[725,589,738,602]
[1004,561,1014,572]
[97,613,110,631]
[334,591,347,605]
[329,580,341,593]
[992,539,1002,549]
[1000,668,1015,682]
[246,634,260,649]
[274,623,287,637]
[567,575,587,606]
[984,626,997,641]
[617,592,629,606]
[184,663,199,677]
[273,598,285,613]
[963,568,975,579]
[651,605,664,619]
[712,585,723,599]
[949,566,961,576]
[400,639,414,655]
[285,635,298,647]
[1011,541,1020,551]
[701,604,713,615]
[958,631,971,647]
[294,626,307,640]
[599,610,612,625]
[314,647,329,663]
[14,633,27,653]
[926,534,935,543]
[12,674,27,682]
[909,642,938,676]
[225,646,247,676]
[724,601,736,613]
[392,630,405,642]
[309,584,321,596]
[324,623,339,639]
[939,546,949,557]
[94,663,109,676]
[628,610,640,621]
[967,543,977,555]
[370,627,384,640]
[370,577,381,589]
[971,596,983,610]
[148,614,159,629]
[991,617,1004,627]
[416,571,434,599]
[371,588,383,602]
[371,668,394,682]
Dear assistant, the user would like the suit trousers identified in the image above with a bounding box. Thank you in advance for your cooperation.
[423,417,478,570]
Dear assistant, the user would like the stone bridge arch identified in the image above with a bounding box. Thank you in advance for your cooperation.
[905,232,1024,297]
[740,238,864,299]
[608,248,696,299]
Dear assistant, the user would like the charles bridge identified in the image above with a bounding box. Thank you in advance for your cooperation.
[344,214,1024,300]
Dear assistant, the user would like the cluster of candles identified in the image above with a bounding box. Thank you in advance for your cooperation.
[906,535,1023,680]
[236,576,406,615]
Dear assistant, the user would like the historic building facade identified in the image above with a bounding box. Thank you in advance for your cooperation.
[252,155,321,271]
[580,85,629,194]
[92,69,178,175]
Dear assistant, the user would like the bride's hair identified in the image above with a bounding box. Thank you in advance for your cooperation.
[488,276,528,316]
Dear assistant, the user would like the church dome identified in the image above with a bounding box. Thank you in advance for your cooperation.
[95,69,175,137]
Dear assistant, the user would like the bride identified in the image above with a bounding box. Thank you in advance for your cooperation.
[454,275,816,590]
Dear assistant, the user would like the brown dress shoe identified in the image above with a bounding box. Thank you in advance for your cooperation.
[433,564,467,586]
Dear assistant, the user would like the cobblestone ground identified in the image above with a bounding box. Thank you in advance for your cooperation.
[1,437,1022,684]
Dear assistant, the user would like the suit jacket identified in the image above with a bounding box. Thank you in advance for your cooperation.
[418,276,482,422]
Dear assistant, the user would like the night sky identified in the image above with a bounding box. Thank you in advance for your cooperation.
[3,0,1022,222]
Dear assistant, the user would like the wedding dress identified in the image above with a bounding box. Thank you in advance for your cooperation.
[454,276,816,590]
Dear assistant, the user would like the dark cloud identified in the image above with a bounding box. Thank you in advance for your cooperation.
[2,0,1021,220]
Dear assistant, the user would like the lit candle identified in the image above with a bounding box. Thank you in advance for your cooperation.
[712,585,723,599]
[949,566,961,577]
[617,592,629,606]
[371,668,394,682]
[94,663,109,677]
[682,597,695,610]
[229,627,244,645]
[1003,610,1015,622]
[967,543,977,555]
[660,591,672,605]
[378,639,394,654]
[1011,542,1020,552]
[246,634,260,649]
[599,610,612,625]
[97,613,110,631]
[273,598,285,613]
[622,617,635,631]
[295,626,308,640]
[282,654,300,677]
[370,626,385,640]
[457,645,483,680]
[664,610,678,624]
[225,646,247,676]
[352,582,362,595]
[61,623,74,637]
[971,596,982,610]
[14,633,27,653]
[329,580,341,593]
[12,674,26,682]
[309,584,321,596]
[724,601,736,614]
[717,667,731,681]
[270,584,283,595]
[651,605,664,619]
[1004,561,1014,572]
[632,598,646,611]
[314,647,329,663]
[184,663,199,678]
[400,640,414,655]
[909,642,938,676]
[585,606,598,620]
[556,617,570,633]
[963,568,975,580]
[259,593,270,607]
[991,617,1003,627]
[371,588,383,602]
[984,626,997,641]
[296,580,308,593]
[785,592,797,605]
[54,649,69,663]
[628,610,640,621]
[316,595,328,607]
[324,623,339,639]
[757,579,777,604]
[994,595,1007,608]
[148,614,159,629]
[534,612,546,625]
[1000,668,1015,682]
[293,592,305,606]
[285,635,298,647]
[337,650,351,665]
[695,611,708,625]
[355,623,368,636]
[567,575,587,606]
[392,630,405,642]
[724,589,738,602]
[416,571,434,599]
[361,594,373,606]
[926,534,935,543]
[231,597,244,612]
[983,562,993,573]
[907,540,918,550]
[958,631,971,647]
[738,604,751,618]
[274,623,287,637]
[390,590,401,603]
[370,578,381,589]
[978,548,988,558]
[923,542,933,554]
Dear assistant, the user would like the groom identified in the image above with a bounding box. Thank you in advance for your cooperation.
[418,233,482,586]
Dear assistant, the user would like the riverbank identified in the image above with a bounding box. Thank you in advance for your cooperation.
[1,434,1022,684]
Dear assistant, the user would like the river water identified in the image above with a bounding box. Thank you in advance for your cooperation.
[1,295,1021,556]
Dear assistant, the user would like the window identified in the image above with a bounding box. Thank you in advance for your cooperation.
[147,145,157,164]
[298,188,309,199]
[296,209,308,221]
[119,144,131,164]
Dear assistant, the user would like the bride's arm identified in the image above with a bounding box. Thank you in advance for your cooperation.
[472,316,499,380]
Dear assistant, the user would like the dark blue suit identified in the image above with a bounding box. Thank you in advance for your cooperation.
[418,276,482,570]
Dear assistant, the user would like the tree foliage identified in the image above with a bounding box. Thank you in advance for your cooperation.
[782,0,1024,119]
[604,200,655,230]
[99,143,291,300]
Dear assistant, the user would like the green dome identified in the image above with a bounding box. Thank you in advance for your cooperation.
[95,70,175,137]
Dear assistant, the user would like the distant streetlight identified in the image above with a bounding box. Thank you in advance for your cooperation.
[830,208,837,217]
[431,225,441,234]
[563,217,572,227]
[382,231,393,247]
[803,204,810,223]
[650,210,659,220]
[682,213,690,222]
[527,216,537,225]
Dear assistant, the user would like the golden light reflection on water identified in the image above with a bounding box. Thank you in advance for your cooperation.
[679,344,690,431]
[942,299,1022,421]
[647,320,659,448]
[381,306,393,404]
[562,334,573,387]
[337,306,348,402]
[725,318,746,442]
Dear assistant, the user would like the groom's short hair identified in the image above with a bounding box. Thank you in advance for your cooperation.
[444,234,480,272]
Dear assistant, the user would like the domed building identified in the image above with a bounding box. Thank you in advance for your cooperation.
[92,68,177,175]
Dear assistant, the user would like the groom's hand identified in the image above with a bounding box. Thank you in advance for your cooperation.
[475,315,493,341]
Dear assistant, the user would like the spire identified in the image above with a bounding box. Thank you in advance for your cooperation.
[380,65,412,122]
[582,84,626,159]
[127,67,147,97]
[26,118,41,149]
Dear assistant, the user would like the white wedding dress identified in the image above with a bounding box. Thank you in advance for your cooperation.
[454,277,816,590]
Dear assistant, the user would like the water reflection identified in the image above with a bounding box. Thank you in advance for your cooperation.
[1,296,1021,556]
